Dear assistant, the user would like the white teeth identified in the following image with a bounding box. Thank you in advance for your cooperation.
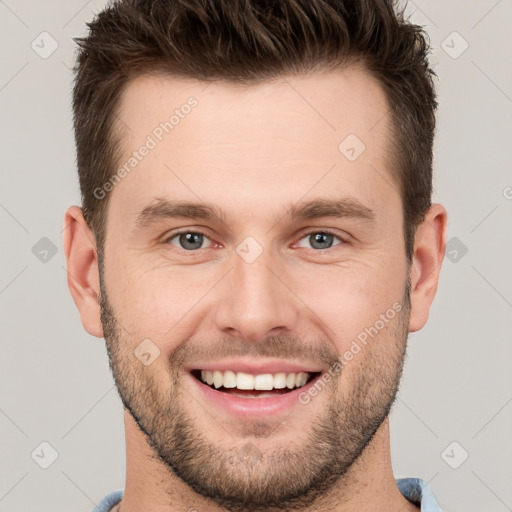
[296,373,308,387]
[198,370,312,391]
[273,372,287,389]
[254,374,273,390]
[223,370,237,388]
[213,370,223,389]
[236,372,254,390]
[202,370,214,386]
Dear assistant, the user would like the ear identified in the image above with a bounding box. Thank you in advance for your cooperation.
[408,203,448,333]
[63,206,104,338]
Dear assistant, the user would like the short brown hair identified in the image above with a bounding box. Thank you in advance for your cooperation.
[72,0,437,262]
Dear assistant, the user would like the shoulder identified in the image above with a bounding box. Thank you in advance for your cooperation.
[396,478,443,512]
[91,489,124,512]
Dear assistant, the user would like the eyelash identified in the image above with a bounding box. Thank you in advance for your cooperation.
[164,228,347,252]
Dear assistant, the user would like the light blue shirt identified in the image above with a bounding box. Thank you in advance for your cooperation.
[92,477,443,511]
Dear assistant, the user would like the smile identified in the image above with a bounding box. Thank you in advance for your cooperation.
[192,369,318,397]
[188,366,323,417]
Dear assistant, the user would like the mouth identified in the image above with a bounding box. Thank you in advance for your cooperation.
[190,369,322,399]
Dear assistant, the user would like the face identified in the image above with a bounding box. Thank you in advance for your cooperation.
[99,67,412,510]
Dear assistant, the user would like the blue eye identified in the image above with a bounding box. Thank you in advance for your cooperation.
[296,231,343,250]
[164,229,345,252]
[167,231,211,250]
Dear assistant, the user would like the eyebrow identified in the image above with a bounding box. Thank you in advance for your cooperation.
[135,199,227,228]
[288,198,376,223]
[134,197,376,228]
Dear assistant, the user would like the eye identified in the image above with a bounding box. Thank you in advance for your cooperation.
[164,229,345,252]
[166,230,213,251]
[295,230,344,251]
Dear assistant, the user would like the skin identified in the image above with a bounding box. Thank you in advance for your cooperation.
[64,65,447,512]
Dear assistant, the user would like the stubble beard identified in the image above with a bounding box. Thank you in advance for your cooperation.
[99,257,411,512]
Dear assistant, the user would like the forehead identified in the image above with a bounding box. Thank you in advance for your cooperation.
[117,66,391,147]
[109,66,396,230]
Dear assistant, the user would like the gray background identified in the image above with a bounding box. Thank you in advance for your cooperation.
[1,1,511,511]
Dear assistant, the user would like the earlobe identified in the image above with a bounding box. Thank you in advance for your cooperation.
[408,204,448,333]
[63,206,104,338]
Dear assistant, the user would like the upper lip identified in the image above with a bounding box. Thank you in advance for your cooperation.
[185,357,324,375]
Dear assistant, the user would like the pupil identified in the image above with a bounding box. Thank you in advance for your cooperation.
[180,232,203,250]
[311,232,333,249]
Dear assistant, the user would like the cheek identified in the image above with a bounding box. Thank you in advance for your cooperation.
[290,257,406,351]
[108,264,214,346]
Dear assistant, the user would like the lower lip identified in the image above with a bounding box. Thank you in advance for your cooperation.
[187,372,322,418]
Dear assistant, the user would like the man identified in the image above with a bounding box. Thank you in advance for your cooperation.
[63,0,447,510]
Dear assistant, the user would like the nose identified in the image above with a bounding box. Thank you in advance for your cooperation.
[214,247,299,343]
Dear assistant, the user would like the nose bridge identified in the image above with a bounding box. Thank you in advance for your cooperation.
[214,244,298,342]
